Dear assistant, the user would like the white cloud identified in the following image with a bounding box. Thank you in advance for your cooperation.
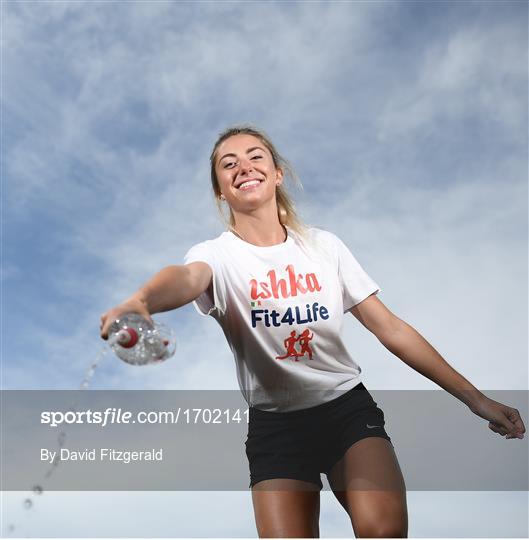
[376,19,527,141]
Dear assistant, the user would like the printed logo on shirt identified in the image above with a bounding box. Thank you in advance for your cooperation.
[250,264,322,299]
[248,264,330,361]
[276,329,314,361]
[250,303,329,328]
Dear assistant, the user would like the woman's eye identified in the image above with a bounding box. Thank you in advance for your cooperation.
[223,155,262,168]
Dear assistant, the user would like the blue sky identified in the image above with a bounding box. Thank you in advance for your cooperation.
[2,0,528,537]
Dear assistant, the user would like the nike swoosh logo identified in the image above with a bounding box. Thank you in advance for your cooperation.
[366,424,381,429]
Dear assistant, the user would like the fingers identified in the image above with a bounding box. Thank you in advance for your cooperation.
[497,405,525,436]
[507,408,526,436]
[100,313,110,340]
[99,301,152,341]
[489,422,507,436]
[489,417,525,440]
[504,408,526,439]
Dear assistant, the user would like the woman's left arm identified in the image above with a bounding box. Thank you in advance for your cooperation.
[351,294,526,440]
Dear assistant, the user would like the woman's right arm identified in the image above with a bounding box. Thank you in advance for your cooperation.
[99,262,212,340]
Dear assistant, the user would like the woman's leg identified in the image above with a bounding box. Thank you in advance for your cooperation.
[251,478,321,538]
[327,437,408,538]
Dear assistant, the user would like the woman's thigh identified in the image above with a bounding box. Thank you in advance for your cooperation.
[251,478,321,538]
[327,437,408,538]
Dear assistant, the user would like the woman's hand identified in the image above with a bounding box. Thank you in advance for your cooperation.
[99,297,153,340]
[469,395,526,440]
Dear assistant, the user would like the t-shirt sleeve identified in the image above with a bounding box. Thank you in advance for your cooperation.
[332,233,381,312]
[183,242,227,318]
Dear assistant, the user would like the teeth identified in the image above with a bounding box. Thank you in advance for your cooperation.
[238,180,261,190]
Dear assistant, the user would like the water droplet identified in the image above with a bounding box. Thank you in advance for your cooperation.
[23,498,32,509]
[58,431,66,446]
[8,524,15,533]
[33,485,43,495]
[79,347,108,389]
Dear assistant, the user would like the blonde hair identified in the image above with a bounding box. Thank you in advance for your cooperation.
[209,124,307,238]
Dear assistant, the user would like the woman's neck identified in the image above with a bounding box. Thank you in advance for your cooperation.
[230,208,287,247]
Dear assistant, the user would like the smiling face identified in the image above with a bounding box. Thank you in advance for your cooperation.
[214,134,283,213]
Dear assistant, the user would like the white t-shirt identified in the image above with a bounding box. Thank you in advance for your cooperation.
[183,226,380,412]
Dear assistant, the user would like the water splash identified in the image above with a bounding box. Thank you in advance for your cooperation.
[6,347,109,536]
[43,455,60,479]
[58,431,66,447]
[79,347,108,390]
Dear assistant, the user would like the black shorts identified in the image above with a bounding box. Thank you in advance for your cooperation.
[245,382,392,490]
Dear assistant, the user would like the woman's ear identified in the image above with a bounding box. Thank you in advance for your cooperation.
[276,168,284,186]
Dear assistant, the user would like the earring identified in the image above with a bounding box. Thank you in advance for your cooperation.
[220,194,225,200]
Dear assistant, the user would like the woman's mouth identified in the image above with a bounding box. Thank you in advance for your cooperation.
[237,179,262,191]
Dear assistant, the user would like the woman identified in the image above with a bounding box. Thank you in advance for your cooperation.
[100,125,525,538]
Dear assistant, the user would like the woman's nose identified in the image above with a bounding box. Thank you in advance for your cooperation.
[239,157,253,173]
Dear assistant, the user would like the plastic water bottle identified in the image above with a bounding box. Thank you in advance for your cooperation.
[108,313,176,366]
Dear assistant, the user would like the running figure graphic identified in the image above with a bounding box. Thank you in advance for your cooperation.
[276,329,314,361]
[298,328,314,360]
